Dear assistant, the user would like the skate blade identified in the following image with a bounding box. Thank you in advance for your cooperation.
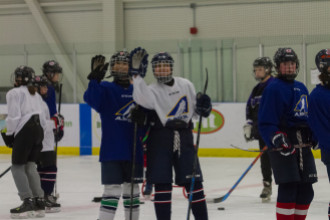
[34,210,45,218]
[11,211,34,219]
[262,197,271,203]
[45,207,61,213]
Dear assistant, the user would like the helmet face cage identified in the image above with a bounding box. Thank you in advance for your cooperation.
[13,66,35,86]
[151,52,174,83]
[110,51,130,81]
[253,57,273,81]
[42,60,62,82]
[315,49,330,74]
[273,48,300,81]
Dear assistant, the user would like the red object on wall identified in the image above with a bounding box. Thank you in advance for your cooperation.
[190,27,198,35]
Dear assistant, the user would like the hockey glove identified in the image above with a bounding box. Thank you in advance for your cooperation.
[1,129,14,148]
[129,47,148,77]
[87,55,109,83]
[51,114,64,142]
[243,121,253,141]
[195,92,212,117]
[130,106,147,127]
[272,131,295,156]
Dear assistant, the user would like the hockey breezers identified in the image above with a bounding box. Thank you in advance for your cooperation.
[211,146,267,203]
[186,68,208,220]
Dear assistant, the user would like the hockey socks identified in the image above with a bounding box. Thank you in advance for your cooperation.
[154,183,172,220]
[37,165,57,195]
[184,182,208,220]
[98,185,121,220]
[122,182,140,220]
[276,202,295,220]
[328,202,330,220]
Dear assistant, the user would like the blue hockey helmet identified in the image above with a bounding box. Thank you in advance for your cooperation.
[273,48,299,81]
[151,52,174,83]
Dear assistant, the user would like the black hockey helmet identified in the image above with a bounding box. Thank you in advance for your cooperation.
[151,52,174,83]
[253,57,273,77]
[42,60,62,80]
[33,75,48,87]
[273,48,300,81]
[110,50,130,81]
[13,65,35,86]
[315,49,330,73]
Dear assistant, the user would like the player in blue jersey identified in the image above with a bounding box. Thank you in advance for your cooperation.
[84,51,144,220]
[36,60,64,211]
[258,48,317,220]
[130,47,212,220]
[308,49,330,219]
[244,57,274,202]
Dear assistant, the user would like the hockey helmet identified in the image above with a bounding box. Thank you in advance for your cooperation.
[151,52,174,83]
[13,65,35,86]
[273,48,299,81]
[253,57,273,81]
[42,60,62,81]
[315,49,330,73]
[110,50,130,81]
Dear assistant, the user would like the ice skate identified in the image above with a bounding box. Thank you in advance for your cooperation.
[44,195,61,213]
[34,197,45,218]
[10,198,35,219]
[260,181,272,203]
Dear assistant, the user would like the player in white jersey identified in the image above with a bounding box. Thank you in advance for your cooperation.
[130,48,212,220]
[2,66,47,219]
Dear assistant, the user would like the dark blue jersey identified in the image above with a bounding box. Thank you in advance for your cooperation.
[43,85,57,117]
[84,80,143,163]
[258,78,309,149]
[308,84,330,153]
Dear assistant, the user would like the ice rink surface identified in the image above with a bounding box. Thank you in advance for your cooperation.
[0,154,328,220]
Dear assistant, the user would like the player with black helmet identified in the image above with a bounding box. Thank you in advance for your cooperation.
[258,48,317,220]
[38,60,64,210]
[84,51,144,220]
[308,49,330,219]
[243,57,274,202]
[2,66,47,218]
[131,47,211,220]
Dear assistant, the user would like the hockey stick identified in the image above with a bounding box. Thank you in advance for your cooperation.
[230,143,311,153]
[0,166,11,178]
[230,144,267,152]
[211,146,267,203]
[53,83,62,199]
[129,120,138,220]
[186,68,209,220]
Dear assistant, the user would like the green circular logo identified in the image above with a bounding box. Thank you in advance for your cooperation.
[193,109,225,134]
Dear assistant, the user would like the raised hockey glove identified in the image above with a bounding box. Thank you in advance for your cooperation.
[129,106,147,127]
[1,128,14,148]
[195,92,212,117]
[51,114,64,142]
[243,121,253,141]
[272,131,295,156]
[87,55,109,83]
[129,47,148,77]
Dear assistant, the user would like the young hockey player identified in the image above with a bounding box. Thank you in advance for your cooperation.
[37,60,64,210]
[34,75,61,213]
[258,48,317,220]
[244,57,274,202]
[308,49,330,219]
[131,47,212,220]
[2,66,47,218]
[84,52,144,220]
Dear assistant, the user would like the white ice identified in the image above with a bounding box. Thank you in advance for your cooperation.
[0,154,329,220]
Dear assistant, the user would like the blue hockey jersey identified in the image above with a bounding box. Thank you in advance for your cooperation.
[308,84,330,153]
[43,85,57,117]
[258,78,309,149]
[84,80,143,163]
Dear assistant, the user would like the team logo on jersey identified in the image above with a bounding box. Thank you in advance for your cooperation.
[115,100,136,121]
[294,95,308,117]
[193,109,225,134]
[167,96,189,119]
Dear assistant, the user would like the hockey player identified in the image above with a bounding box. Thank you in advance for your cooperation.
[34,75,61,213]
[84,52,144,220]
[37,60,64,210]
[244,57,274,202]
[2,66,47,218]
[131,47,212,220]
[308,49,330,219]
[258,48,317,220]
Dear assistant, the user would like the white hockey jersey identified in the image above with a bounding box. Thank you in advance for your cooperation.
[133,76,197,126]
[41,100,55,152]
